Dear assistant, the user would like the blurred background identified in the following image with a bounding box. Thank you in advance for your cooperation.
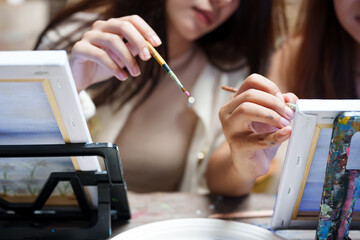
[0,0,75,50]
[0,0,300,51]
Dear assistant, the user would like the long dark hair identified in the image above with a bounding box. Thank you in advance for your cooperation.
[35,0,286,108]
[287,0,356,99]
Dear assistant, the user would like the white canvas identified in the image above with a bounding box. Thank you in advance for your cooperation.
[0,50,100,205]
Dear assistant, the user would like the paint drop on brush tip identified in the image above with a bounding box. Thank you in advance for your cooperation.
[187,96,195,106]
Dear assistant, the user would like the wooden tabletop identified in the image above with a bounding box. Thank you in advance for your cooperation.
[111,191,360,239]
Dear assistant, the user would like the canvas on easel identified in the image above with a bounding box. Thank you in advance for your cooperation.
[0,50,101,206]
[272,100,360,230]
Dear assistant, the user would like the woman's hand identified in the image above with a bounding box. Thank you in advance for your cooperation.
[70,15,162,91]
[219,74,298,179]
[206,74,297,196]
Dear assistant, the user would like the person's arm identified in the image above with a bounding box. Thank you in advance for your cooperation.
[206,74,298,196]
[267,36,303,92]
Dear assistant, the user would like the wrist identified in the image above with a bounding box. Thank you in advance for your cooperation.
[229,146,269,180]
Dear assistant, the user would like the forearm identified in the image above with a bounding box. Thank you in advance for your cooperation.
[206,142,257,197]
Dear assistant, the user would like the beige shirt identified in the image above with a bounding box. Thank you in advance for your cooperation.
[90,61,248,193]
[116,47,205,192]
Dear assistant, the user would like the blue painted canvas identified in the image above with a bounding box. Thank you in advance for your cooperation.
[0,81,74,201]
[299,128,360,212]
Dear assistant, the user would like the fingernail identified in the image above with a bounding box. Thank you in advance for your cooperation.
[117,71,128,80]
[283,94,290,102]
[284,106,295,120]
[132,65,141,77]
[151,35,162,46]
[141,47,151,60]
[278,127,289,136]
[280,117,291,127]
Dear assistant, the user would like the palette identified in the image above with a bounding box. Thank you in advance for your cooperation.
[113,218,284,240]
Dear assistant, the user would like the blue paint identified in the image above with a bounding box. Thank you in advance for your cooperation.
[316,113,360,239]
[318,220,331,240]
[162,63,170,72]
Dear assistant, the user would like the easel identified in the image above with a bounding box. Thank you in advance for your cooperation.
[316,112,360,240]
[0,143,130,240]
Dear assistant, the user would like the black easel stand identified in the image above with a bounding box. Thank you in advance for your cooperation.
[0,143,130,240]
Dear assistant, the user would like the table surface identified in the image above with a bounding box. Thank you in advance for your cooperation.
[111,191,360,240]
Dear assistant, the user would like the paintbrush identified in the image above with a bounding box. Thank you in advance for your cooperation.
[209,209,274,219]
[147,41,194,104]
[221,85,296,111]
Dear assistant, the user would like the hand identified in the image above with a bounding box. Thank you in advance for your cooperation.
[219,74,298,178]
[69,15,162,91]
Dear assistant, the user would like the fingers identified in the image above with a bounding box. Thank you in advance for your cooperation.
[73,15,162,83]
[238,126,291,152]
[247,126,291,150]
[92,15,161,60]
[221,101,291,135]
[283,92,298,104]
[219,74,296,156]
[71,41,127,81]
[121,15,162,46]
[233,73,295,121]
[237,74,284,101]
[83,31,140,77]
[225,88,294,122]
[220,74,297,173]
[251,126,291,148]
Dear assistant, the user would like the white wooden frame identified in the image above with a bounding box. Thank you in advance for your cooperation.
[0,50,100,205]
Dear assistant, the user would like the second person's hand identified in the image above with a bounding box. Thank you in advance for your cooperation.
[219,74,298,178]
